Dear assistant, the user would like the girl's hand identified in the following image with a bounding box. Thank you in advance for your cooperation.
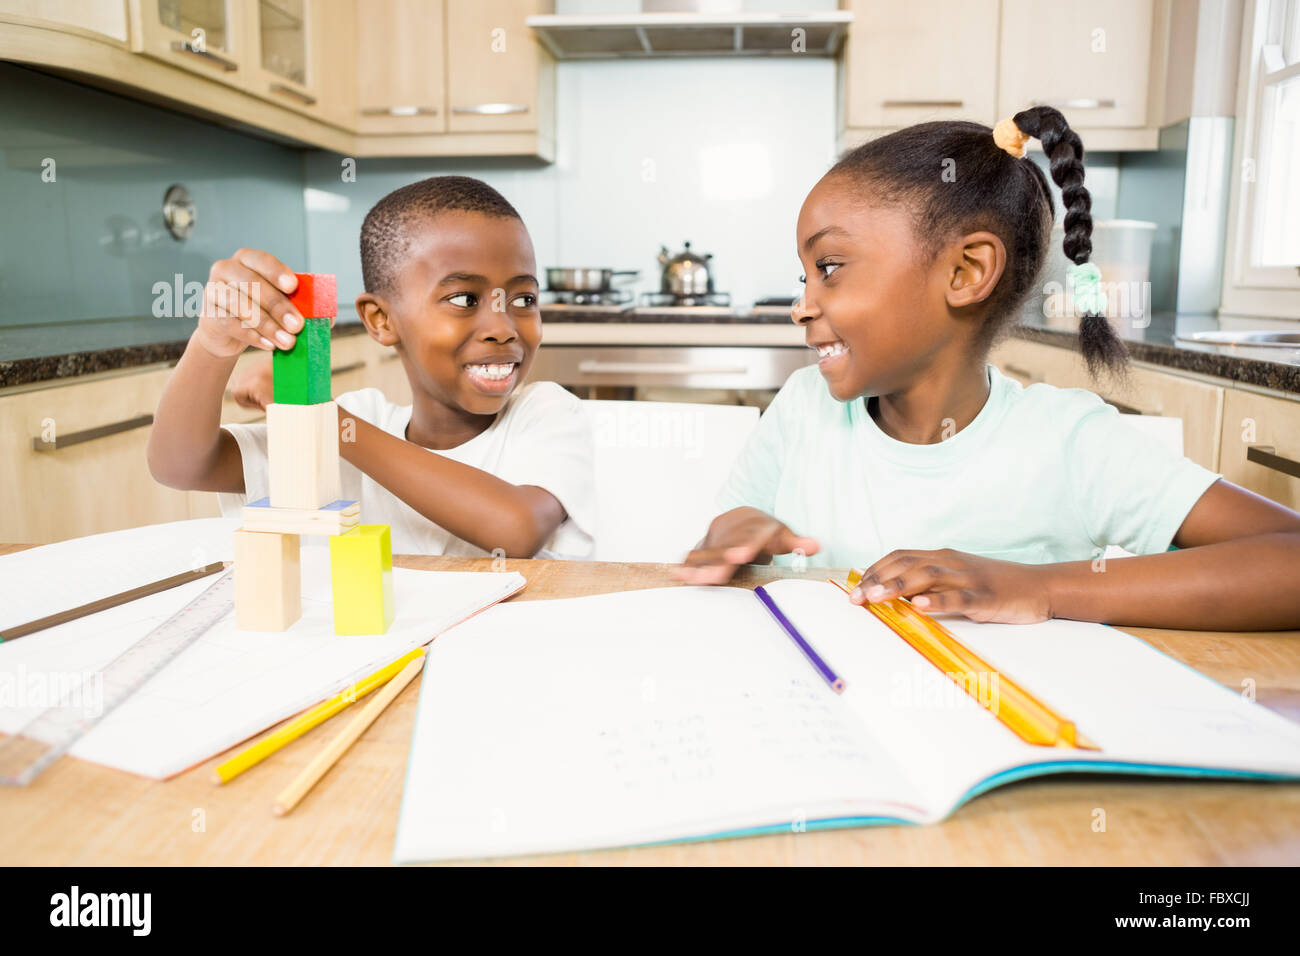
[674,507,820,585]
[850,549,1053,624]
[230,357,275,410]
[196,249,304,359]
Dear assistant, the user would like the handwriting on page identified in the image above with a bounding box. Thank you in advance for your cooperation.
[596,677,874,793]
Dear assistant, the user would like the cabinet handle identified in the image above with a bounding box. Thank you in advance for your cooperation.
[452,104,529,116]
[379,352,402,363]
[330,361,366,375]
[1247,445,1300,480]
[882,100,964,108]
[32,414,154,452]
[361,106,438,116]
[1003,364,1041,382]
[169,40,238,71]
[1030,98,1117,110]
[270,83,316,105]
[577,360,748,376]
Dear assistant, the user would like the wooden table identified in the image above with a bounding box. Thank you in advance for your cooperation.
[2,547,1298,866]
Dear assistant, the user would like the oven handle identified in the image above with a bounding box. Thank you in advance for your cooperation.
[576,360,750,375]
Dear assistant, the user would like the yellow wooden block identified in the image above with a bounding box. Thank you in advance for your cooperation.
[328,525,395,635]
[267,401,341,510]
[233,529,302,632]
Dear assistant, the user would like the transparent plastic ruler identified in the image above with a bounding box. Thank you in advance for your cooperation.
[0,569,235,785]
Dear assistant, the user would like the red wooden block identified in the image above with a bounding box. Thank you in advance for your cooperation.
[288,273,337,319]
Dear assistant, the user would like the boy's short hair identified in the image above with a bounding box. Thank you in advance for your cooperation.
[360,175,522,296]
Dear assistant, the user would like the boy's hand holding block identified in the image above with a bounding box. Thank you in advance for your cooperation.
[273,273,336,406]
[329,525,396,635]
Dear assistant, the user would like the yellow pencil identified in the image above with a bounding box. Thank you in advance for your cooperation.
[212,647,426,784]
[273,654,426,816]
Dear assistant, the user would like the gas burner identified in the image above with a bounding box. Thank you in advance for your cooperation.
[544,289,632,307]
[639,291,732,308]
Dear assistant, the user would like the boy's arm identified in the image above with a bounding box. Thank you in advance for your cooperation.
[147,249,305,492]
[338,409,566,558]
[147,340,245,492]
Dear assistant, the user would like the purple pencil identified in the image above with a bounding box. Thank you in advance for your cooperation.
[753,585,846,694]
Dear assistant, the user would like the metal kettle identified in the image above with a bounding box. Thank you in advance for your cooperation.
[658,242,714,296]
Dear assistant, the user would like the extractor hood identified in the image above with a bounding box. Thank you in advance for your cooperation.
[525,10,853,60]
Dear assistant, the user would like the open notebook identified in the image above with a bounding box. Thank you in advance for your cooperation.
[394,579,1300,862]
[0,520,525,779]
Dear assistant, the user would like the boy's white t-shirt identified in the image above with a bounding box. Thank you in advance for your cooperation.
[717,364,1221,569]
[219,382,595,558]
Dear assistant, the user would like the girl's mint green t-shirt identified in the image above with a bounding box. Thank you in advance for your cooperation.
[717,364,1220,568]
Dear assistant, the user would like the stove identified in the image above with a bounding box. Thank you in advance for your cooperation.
[543,289,633,307]
[639,291,732,308]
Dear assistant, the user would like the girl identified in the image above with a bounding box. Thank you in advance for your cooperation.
[676,108,1300,630]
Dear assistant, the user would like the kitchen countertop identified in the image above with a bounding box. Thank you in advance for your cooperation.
[3,309,1297,396]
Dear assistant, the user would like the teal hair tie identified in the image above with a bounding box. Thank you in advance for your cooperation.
[1067,262,1108,316]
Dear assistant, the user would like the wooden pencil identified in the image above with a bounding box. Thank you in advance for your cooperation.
[272,655,426,816]
[0,562,227,642]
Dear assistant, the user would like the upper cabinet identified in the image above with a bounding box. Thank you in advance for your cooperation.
[998,0,1156,130]
[357,0,446,135]
[841,0,999,131]
[128,0,249,88]
[446,0,552,135]
[840,0,1166,152]
[246,0,317,116]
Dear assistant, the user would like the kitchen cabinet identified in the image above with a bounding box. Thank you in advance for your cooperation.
[998,0,1156,131]
[840,0,999,131]
[0,1,127,40]
[128,0,250,89]
[356,0,446,136]
[1218,389,1300,512]
[445,0,553,135]
[244,0,323,120]
[0,367,194,545]
[990,337,1224,471]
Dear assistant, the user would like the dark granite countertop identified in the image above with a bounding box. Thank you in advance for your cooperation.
[0,318,370,390]
[1015,312,1300,395]
[3,309,1298,395]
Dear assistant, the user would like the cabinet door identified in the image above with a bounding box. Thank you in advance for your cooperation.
[843,0,998,129]
[446,0,550,134]
[357,0,446,134]
[0,369,194,544]
[245,0,319,117]
[129,0,249,87]
[1219,389,1300,511]
[998,0,1153,129]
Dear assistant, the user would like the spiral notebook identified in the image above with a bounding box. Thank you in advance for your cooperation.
[394,579,1300,863]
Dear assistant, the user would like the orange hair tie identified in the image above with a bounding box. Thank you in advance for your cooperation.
[993,117,1030,158]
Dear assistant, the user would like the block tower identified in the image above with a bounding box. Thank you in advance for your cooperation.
[233,273,395,635]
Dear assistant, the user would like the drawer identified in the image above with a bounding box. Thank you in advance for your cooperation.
[1219,389,1300,511]
[0,367,192,543]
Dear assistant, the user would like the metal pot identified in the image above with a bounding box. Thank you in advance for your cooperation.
[546,267,639,292]
[657,242,714,296]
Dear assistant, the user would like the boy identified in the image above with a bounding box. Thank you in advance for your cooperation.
[148,176,594,558]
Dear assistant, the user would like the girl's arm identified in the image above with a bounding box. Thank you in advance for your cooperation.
[851,480,1300,630]
[337,408,566,558]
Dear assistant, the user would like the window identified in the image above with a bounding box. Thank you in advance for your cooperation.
[1223,0,1300,317]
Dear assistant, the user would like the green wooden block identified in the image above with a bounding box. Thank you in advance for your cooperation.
[272,318,331,405]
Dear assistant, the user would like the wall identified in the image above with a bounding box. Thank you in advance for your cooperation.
[304,56,840,312]
[0,62,308,329]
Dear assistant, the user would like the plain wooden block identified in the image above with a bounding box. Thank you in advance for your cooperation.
[233,529,302,632]
[242,498,360,536]
[328,525,395,635]
[272,317,331,405]
[287,272,337,319]
[267,401,341,510]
